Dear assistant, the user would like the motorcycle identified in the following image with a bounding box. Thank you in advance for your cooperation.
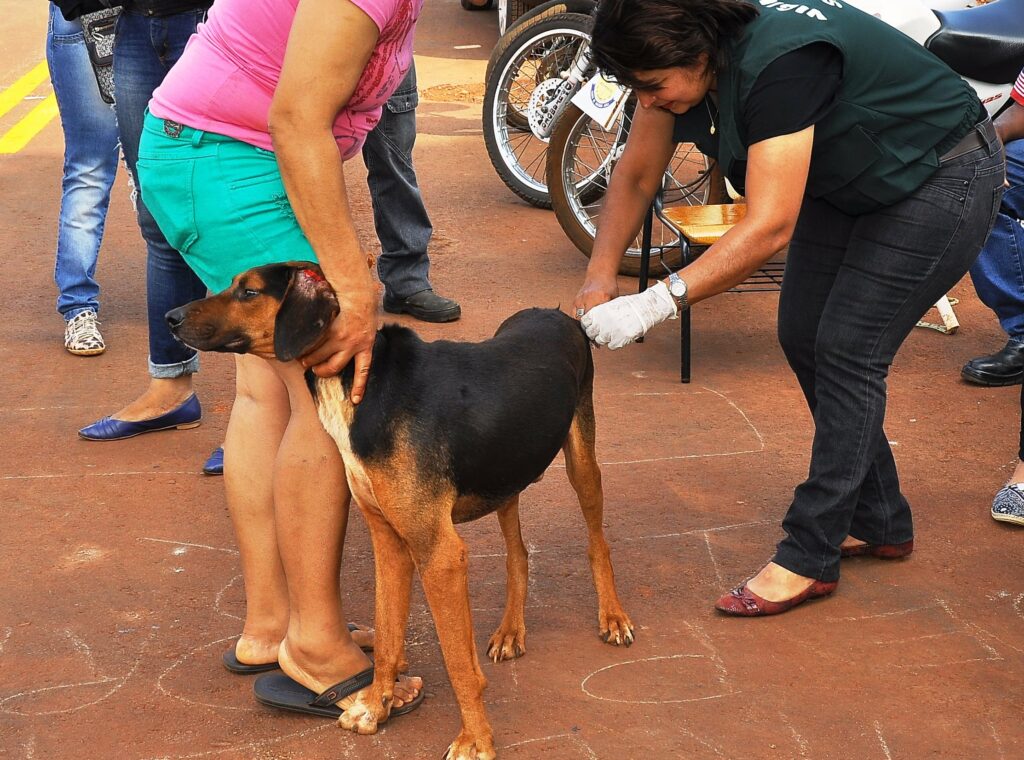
[484,0,1024,275]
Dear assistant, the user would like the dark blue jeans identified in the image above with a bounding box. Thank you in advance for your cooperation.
[969,139,1024,342]
[775,120,1005,582]
[362,65,433,301]
[113,8,208,378]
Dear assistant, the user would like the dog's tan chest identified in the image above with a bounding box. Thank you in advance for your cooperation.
[314,377,382,513]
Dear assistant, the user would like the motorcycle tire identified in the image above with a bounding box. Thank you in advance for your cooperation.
[547,104,720,276]
[498,0,535,35]
[485,0,596,83]
[483,11,594,208]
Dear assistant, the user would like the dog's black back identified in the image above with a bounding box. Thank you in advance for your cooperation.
[335,308,591,510]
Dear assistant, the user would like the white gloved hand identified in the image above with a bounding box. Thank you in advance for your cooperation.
[580,281,678,349]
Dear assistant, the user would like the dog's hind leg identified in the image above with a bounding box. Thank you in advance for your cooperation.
[338,503,416,735]
[563,390,635,647]
[486,496,529,663]
[415,516,496,760]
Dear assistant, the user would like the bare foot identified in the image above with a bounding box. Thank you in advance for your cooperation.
[234,633,281,666]
[348,624,375,652]
[840,536,867,551]
[745,562,817,602]
[277,638,422,712]
[112,377,194,422]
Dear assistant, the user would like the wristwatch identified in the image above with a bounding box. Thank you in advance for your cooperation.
[667,271,689,311]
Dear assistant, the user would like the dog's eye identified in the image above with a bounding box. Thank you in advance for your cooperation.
[241,289,260,300]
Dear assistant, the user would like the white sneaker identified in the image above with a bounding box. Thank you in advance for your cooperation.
[64,310,106,356]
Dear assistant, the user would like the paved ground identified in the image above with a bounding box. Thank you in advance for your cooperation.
[3,2,1024,758]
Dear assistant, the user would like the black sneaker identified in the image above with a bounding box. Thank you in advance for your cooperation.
[383,289,461,323]
[961,339,1024,386]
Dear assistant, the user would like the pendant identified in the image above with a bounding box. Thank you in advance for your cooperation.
[710,124,716,135]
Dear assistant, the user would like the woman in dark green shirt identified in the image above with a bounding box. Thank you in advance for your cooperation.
[574,0,1004,615]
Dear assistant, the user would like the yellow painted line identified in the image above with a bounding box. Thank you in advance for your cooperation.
[0,94,59,154]
[0,61,50,120]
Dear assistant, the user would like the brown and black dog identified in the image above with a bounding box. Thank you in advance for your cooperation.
[166,262,633,760]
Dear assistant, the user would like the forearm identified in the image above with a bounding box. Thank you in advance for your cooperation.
[675,217,790,305]
[270,121,374,295]
[995,102,1024,146]
[586,169,659,280]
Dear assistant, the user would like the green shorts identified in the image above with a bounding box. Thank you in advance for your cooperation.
[137,110,317,293]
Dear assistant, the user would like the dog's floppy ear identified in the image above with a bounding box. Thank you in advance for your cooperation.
[273,263,340,362]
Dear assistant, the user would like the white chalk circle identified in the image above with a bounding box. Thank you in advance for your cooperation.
[581,654,738,705]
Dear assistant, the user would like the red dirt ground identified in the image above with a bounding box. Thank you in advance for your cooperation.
[2,2,1024,758]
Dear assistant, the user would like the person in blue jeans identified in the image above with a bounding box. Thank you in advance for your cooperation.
[79,1,212,441]
[47,2,119,357]
[962,74,1024,388]
[202,63,460,476]
[977,74,1024,524]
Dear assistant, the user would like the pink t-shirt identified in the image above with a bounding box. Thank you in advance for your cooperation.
[150,0,422,159]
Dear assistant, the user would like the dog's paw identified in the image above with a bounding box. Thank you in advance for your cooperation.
[486,625,526,663]
[600,609,635,647]
[444,730,496,760]
[337,692,384,735]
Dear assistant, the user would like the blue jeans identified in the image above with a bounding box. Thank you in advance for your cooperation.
[113,8,208,379]
[47,4,119,320]
[362,65,433,301]
[775,120,1004,582]
[970,139,1024,342]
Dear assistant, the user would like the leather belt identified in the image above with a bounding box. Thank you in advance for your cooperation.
[940,117,995,163]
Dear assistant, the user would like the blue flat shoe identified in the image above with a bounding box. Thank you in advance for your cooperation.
[203,446,224,476]
[79,394,202,441]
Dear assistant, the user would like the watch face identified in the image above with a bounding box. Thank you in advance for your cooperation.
[670,280,686,297]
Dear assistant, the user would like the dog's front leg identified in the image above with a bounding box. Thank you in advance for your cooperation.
[487,496,528,663]
[416,519,496,760]
[338,505,415,735]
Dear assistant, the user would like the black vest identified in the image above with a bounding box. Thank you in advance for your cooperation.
[680,0,981,214]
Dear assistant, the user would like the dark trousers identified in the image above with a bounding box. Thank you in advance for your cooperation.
[113,9,208,378]
[774,121,1005,582]
[362,64,433,301]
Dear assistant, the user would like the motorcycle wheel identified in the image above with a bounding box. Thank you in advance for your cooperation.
[547,103,720,276]
[482,11,593,208]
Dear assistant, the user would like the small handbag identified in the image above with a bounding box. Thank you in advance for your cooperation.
[80,7,120,104]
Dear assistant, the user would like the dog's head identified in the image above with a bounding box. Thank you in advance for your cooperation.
[165,262,340,361]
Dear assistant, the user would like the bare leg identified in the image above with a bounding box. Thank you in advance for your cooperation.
[487,497,529,662]
[226,354,290,664]
[271,361,419,707]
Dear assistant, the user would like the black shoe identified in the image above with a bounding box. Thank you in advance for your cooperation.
[383,289,461,323]
[962,340,1024,386]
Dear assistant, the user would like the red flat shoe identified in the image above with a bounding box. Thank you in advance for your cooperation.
[840,539,913,559]
[714,579,838,617]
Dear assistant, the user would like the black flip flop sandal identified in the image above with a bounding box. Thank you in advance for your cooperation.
[222,649,280,674]
[223,623,373,675]
[253,669,424,719]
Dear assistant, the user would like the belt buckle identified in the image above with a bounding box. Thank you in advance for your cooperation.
[163,119,184,138]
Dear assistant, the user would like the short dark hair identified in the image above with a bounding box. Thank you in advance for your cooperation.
[592,0,759,89]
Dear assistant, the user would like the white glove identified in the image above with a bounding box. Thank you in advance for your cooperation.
[580,281,678,349]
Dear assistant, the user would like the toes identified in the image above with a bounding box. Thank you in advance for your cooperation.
[487,631,526,663]
[338,704,379,735]
[600,616,636,646]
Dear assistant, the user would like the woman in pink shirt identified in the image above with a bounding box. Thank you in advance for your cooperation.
[136,0,423,722]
